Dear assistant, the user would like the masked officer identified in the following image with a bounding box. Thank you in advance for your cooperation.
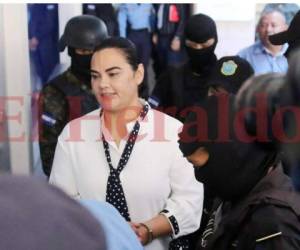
[178,94,300,250]
[38,15,108,177]
[149,13,218,121]
[235,11,300,189]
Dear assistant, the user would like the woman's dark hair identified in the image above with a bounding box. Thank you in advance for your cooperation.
[94,37,139,71]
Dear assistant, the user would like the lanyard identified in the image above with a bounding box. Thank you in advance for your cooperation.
[101,104,149,221]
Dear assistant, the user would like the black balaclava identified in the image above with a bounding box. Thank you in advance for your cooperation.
[185,14,218,75]
[69,47,92,84]
[178,95,278,202]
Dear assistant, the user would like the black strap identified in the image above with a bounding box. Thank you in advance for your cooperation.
[102,104,149,221]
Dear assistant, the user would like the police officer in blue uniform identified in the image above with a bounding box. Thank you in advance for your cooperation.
[28,4,59,84]
[82,4,119,37]
[38,15,108,177]
[118,4,155,98]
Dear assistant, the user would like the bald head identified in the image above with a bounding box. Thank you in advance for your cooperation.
[257,10,288,48]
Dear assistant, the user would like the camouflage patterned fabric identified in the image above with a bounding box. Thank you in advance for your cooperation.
[38,69,99,177]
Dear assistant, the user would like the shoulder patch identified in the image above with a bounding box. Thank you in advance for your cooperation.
[221,60,238,76]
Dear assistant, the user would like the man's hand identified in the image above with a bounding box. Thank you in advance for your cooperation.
[152,34,158,45]
[171,37,181,51]
[129,222,150,245]
[29,37,39,51]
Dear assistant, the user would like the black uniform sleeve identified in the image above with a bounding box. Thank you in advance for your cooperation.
[239,204,300,250]
[38,84,68,177]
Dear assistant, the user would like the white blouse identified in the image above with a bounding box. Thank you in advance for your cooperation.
[49,106,203,250]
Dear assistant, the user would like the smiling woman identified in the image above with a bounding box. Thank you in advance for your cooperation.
[90,39,143,115]
[49,37,204,250]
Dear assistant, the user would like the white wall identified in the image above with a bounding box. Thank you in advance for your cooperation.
[215,20,256,57]
[0,4,32,175]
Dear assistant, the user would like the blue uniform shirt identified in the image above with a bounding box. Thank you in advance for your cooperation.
[238,41,288,75]
[118,4,153,37]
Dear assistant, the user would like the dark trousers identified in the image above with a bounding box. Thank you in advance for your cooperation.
[128,29,151,98]
[154,34,186,77]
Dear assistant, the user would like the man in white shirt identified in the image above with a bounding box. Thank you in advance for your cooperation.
[238,10,288,75]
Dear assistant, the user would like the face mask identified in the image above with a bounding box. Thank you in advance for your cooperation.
[69,48,92,84]
[193,142,276,201]
[184,14,218,74]
[179,95,278,202]
[185,43,217,75]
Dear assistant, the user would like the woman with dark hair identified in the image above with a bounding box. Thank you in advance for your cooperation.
[49,37,203,250]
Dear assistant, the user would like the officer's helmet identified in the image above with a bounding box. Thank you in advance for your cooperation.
[58,15,108,52]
